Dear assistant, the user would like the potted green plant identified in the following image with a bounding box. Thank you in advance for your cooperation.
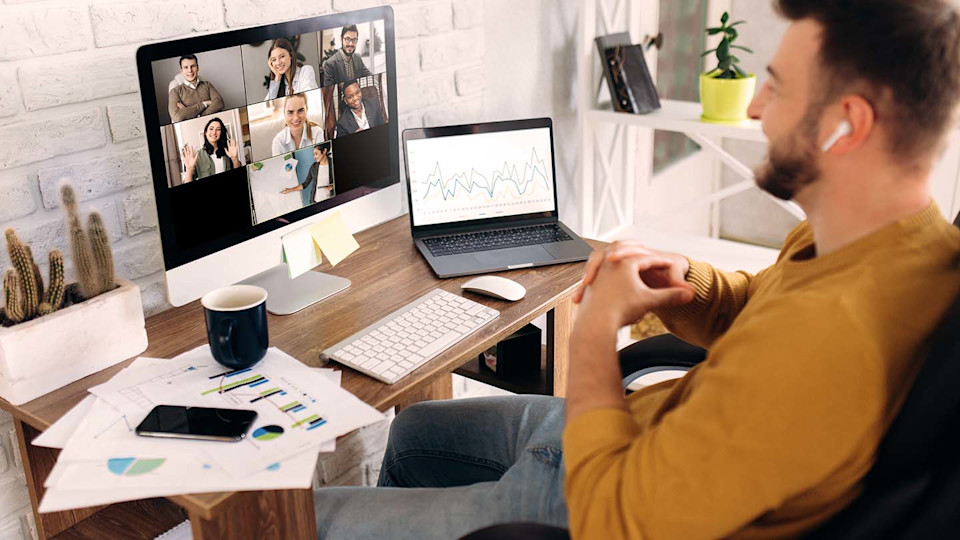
[700,12,756,123]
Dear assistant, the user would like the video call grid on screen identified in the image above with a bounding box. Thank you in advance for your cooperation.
[136,8,398,270]
[407,128,558,228]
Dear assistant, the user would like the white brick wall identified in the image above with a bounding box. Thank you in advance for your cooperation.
[0,412,33,540]
[0,0,491,533]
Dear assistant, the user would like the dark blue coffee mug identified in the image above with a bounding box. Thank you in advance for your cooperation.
[201,285,269,369]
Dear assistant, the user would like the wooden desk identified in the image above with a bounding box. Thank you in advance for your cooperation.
[0,216,601,539]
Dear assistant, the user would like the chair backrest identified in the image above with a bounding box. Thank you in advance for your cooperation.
[807,214,960,538]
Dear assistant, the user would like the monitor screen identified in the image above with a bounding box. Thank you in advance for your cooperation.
[406,126,557,227]
[137,9,398,271]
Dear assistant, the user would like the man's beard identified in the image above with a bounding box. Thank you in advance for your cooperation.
[754,108,823,201]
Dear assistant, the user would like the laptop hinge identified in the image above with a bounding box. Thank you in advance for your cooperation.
[412,216,558,239]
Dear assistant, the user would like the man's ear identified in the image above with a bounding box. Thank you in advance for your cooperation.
[827,95,875,154]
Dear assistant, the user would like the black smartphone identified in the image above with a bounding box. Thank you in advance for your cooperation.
[135,405,258,442]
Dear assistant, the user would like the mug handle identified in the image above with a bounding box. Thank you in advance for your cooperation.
[218,318,238,365]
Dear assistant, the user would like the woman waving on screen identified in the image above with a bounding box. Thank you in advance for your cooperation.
[181,117,241,183]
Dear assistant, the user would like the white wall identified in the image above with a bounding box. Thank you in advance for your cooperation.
[480,0,580,227]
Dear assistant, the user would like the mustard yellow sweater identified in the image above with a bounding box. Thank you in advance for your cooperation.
[563,204,960,539]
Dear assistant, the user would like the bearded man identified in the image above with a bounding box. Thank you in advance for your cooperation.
[311,2,960,538]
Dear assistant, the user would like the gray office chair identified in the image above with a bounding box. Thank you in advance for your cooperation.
[461,213,960,540]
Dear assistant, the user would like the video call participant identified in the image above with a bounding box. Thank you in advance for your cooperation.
[322,25,372,86]
[272,93,324,155]
[180,118,241,184]
[168,55,225,123]
[265,38,319,100]
[335,81,385,137]
[281,145,334,203]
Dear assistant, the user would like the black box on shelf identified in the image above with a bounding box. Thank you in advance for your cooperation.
[479,323,542,379]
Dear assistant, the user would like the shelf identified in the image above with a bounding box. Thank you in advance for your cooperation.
[605,225,780,275]
[52,498,187,539]
[454,345,549,396]
[588,99,767,142]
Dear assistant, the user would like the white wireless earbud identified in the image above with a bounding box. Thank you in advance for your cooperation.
[821,121,852,153]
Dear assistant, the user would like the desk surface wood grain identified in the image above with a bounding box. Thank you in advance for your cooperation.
[1,215,603,518]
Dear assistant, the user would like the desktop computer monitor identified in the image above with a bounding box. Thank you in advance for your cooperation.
[135,7,400,314]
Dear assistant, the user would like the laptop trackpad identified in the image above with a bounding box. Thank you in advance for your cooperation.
[480,245,555,267]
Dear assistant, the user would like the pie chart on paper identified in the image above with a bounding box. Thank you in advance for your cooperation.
[107,457,165,476]
[253,425,284,441]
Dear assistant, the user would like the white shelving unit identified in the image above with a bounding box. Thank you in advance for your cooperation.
[588,101,765,142]
[577,0,783,271]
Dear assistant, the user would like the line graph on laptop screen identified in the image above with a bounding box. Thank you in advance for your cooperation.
[407,128,556,227]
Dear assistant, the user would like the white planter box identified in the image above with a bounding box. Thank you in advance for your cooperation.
[0,280,148,406]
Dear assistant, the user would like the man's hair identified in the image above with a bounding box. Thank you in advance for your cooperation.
[776,0,960,161]
[341,25,359,38]
[179,54,198,67]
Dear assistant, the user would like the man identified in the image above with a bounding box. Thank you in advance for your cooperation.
[313,1,960,538]
[322,25,372,86]
[335,81,385,137]
[168,54,224,123]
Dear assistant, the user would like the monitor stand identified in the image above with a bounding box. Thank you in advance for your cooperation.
[240,264,351,316]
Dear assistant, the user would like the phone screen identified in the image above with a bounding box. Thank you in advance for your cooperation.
[136,405,258,442]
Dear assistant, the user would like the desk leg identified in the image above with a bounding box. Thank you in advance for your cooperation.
[395,374,453,412]
[14,421,105,539]
[188,488,316,539]
[546,298,574,397]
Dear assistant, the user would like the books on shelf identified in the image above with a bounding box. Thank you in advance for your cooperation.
[596,33,661,114]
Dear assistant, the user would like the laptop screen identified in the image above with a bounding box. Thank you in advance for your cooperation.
[406,127,557,227]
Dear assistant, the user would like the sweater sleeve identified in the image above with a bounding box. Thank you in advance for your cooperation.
[563,296,883,539]
[169,88,205,123]
[652,259,755,348]
[168,89,201,123]
[206,82,224,114]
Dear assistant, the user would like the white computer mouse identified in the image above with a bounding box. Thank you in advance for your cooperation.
[461,275,526,302]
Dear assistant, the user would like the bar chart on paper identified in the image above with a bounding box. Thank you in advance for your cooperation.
[204,367,329,433]
[407,127,557,227]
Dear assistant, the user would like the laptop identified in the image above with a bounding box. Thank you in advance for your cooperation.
[403,118,593,278]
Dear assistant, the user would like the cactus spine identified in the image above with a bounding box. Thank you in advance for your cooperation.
[38,250,66,316]
[45,250,65,311]
[88,212,115,295]
[61,184,115,300]
[25,245,44,305]
[3,270,23,323]
[6,229,39,320]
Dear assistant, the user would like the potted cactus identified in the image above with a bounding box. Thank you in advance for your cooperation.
[700,12,756,123]
[0,184,148,405]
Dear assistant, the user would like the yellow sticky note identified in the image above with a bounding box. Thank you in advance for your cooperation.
[281,226,323,279]
[310,211,359,267]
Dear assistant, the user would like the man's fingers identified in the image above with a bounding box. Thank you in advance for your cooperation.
[645,286,696,308]
[575,250,606,303]
[607,245,657,262]
[626,256,674,272]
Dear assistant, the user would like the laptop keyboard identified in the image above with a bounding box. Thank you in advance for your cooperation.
[423,224,572,257]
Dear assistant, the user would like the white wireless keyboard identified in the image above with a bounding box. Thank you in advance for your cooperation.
[324,289,500,384]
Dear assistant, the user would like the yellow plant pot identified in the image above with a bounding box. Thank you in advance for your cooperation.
[700,72,756,124]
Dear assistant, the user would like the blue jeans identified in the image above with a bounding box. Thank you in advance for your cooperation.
[314,396,569,539]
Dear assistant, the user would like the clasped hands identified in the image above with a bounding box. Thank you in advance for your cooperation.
[573,242,696,330]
